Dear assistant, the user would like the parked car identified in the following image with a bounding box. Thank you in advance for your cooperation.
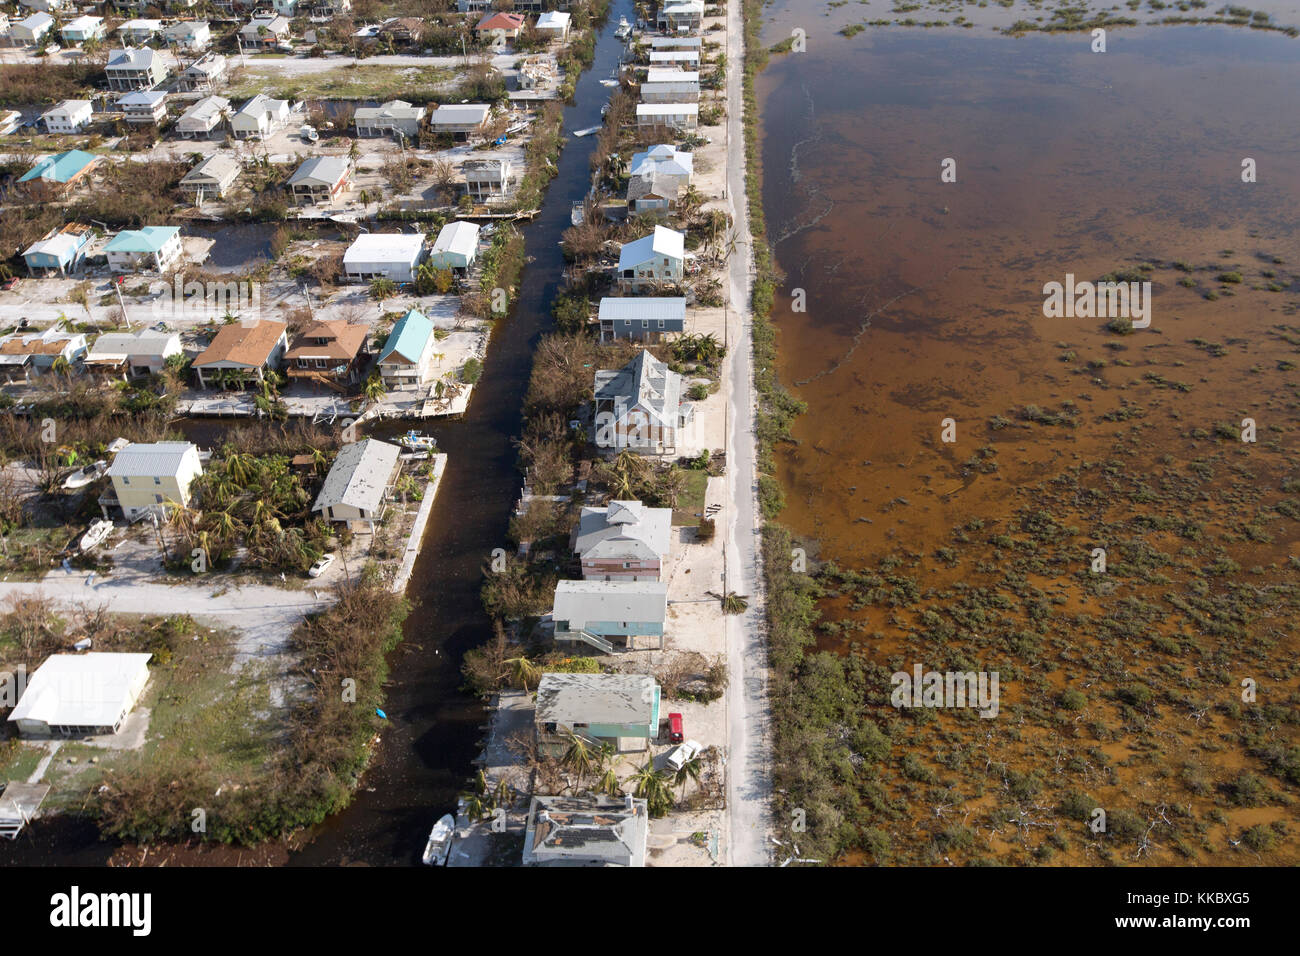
[308,553,335,578]
[668,712,683,744]
[665,739,702,772]
[1,278,20,292]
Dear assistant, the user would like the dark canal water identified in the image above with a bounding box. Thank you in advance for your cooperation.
[0,0,631,867]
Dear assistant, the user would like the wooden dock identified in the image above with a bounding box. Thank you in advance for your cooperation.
[0,782,50,840]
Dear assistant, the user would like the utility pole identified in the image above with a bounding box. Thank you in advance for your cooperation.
[114,275,131,329]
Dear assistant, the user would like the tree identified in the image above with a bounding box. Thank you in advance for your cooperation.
[593,743,621,797]
[625,757,674,817]
[369,277,397,301]
[561,733,596,788]
[363,372,386,404]
[673,753,703,797]
[503,654,541,692]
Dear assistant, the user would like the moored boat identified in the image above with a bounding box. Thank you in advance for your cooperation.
[422,813,455,866]
[79,519,113,553]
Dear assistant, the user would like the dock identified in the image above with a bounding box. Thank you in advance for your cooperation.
[0,782,51,840]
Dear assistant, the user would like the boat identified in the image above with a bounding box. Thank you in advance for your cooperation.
[571,201,585,226]
[422,813,455,866]
[398,430,436,452]
[78,519,113,554]
[63,460,107,490]
[571,126,602,137]
[300,125,319,142]
[615,17,631,38]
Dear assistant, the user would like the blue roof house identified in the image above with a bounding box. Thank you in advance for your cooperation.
[17,150,101,197]
[376,309,436,388]
[103,226,183,274]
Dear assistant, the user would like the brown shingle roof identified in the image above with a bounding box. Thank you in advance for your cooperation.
[284,320,369,362]
[193,320,286,368]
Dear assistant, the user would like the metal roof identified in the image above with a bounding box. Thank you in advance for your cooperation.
[617,225,684,270]
[378,309,433,365]
[573,500,672,563]
[535,672,659,727]
[103,226,178,254]
[598,297,685,323]
[312,439,401,515]
[553,579,668,627]
[343,231,424,265]
[18,150,98,184]
[524,794,647,867]
[105,441,197,479]
[431,220,480,258]
[289,155,349,187]
[8,653,152,730]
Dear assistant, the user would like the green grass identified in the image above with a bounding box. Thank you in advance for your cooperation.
[672,468,710,527]
[0,739,46,783]
[226,64,456,102]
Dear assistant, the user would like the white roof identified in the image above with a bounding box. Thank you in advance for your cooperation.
[431,220,480,258]
[63,15,103,31]
[23,233,82,261]
[553,580,668,626]
[87,329,179,360]
[629,144,693,178]
[636,103,699,117]
[536,672,659,726]
[645,68,698,84]
[429,103,491,126]
[43,99,92,118]
[536,11,570,28]
[9,653,152,729]
[178,95,231,125]
[618,225,684,269]
[313,439,401,514]
[343,231,424,265]
[105,441,197,479]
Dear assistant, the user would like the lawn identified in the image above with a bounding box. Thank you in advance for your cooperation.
[672,468,710,527]
[226,64,457,102]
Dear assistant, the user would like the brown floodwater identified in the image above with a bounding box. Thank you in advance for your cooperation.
[755,16,1300,864]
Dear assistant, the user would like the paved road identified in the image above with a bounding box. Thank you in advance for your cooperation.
[721,1,773,868]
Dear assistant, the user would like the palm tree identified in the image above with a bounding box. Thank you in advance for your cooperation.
[673,753,703,797]
[503,655,541,692]
[659,465,688,509]
[593,743,621,798]
[363,372,386,405]
[625,756,674,817]
[224,451,257,485]
[561,733,596,788]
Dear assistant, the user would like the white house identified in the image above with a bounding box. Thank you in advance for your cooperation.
[648,49,700,66]
[104,441,203,520]
[376,309,436,387]
[535,10,570,39]
[117,18,163,45]
[354,100,425,138]
[178,52,227,92]
[8,653,153,738]
[163,19,211,51]
[116,90,168,125]
[11,12,54,46]
[462,158,512,201]
[41,99,93,134]
[175,95,230,139]
[592,349,693,455]
[311,439,402,528]
[617,226,685,291]
[180,152,241,200]
[17,0,66,12]
[522,795,648,867]
[84,329,181,378]
[635,102,698,131]
[230,94,290,139]
[427,103,491,138]
[426,221,480,274]
[103,226,183,273]
[105,47,168,91]
[641,80,699,104]
[657,0,704,33]
[241,15,290,47]
[60,15,105,45]
[342,232,424,283]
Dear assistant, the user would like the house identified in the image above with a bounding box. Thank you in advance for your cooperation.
[627,171,682,215]
[117,18,163,45]
[17,150,101,199]
[517,54,557,90]
[116,90,168,125]
[178,52,227,91]
[354,100,425,138]
[597,297,686,342]
[83,329,181,378]
[426,221,480,274]
[378,17,424,45]
[522,794,648,867]
[283,319,369,386]
[272,0,297,15]
[60,15,105,45]
[0,110,22,137]
[41,99,93,134]
[593,349,693,455]
[0,327,87,380]
[192,320,288,387]
[649,35,703,49]
[645,68,699,84]
[311,439,402,528]
[287,156,351,206]
[427,103,491,138]
[535,672,661,755]
[230,94,290,139]
[106,47,167,91]
[475,12,525,41]
[635,102,698,131]
[342,232,424,283]
[640,80,699,104]
[104,226,182,273]
[21,223,93,276]
[629,143,693,184]
[10,12,54,46]
[103,441,202,520]
[163,19,211,51]
[648,49,700,66]
[376,309,436,388]
[241,15,290,47]
[573,499,672,581]
[617,225,685,291]
[657,0,704,32]
[17,0,66,12]
[627,145,692,213]
[175,95,231,139]
[7,653,153,738]
[180,151,240,199]
[552,580,668,653]
[462,158,512,201]
[534,10,570,39]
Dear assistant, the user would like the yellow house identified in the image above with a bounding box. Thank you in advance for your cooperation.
[104,441,203,521]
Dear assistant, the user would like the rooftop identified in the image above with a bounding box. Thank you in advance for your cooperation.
[535,672,659,727]
[312,439,401,515]
[105,441,197,479]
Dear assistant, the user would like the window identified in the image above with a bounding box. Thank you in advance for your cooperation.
[153,476,161,485]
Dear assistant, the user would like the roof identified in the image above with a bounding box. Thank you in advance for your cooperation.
[105,441,197,479]
[116,90,167,108]
[87,329,179,360]
[312,439,401,515]
[598,297,686,324]
[289,155,349,187]
[18,150,98,184]
[245,14,290,31]
[118,17,162,32]
[431,220,480,259]
[573,499,672,562]
[235,94,289,119]
[343,232,424,265]
[0,331,82,357]
[648,50,700,61]
[42,99,92,118]
[182,151,239,184]
[476,12,525,30]
[193,320,286,368]
[284,319,368,362]
[378,309,433,365]
[644,68,699,84]
[536,672,659,727]
[23,233,83,263]
[636,102,700,116]
[594,349,683,427]
[178,96,231,127]
[106,47,158,71]
[8,653,152,730]
[165,19,210,36]
[16,12,54,31]
[524,794,647,867]
[103,226,179,255]
[628,171,682,203]
[536,11,570,27]
[429,103,491,126]
[553,579,668,626]
[62,15,103,32]
[618,225,684,269]
[355,99,425,122]
[629,144,693,179]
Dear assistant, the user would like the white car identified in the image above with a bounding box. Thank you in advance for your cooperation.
[307,554,335,578]
[665,739,703,772]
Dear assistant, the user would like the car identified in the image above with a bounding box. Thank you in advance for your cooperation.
[2,278,20,292]
[667,712,684,744]
[307,553,335,578]
[665,739,702,772]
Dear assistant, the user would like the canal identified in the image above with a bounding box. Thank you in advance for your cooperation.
[0,0,630,867]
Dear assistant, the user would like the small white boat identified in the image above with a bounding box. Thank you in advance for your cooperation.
[79,519,113,554]
[422,813,455,866]
[571,126,602,137]
[398,430,436,452]
[570,201,585,226]
[599,78,618,87]
[615,17,631,38]
[300,125,319,142]
[63,460,107,490]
